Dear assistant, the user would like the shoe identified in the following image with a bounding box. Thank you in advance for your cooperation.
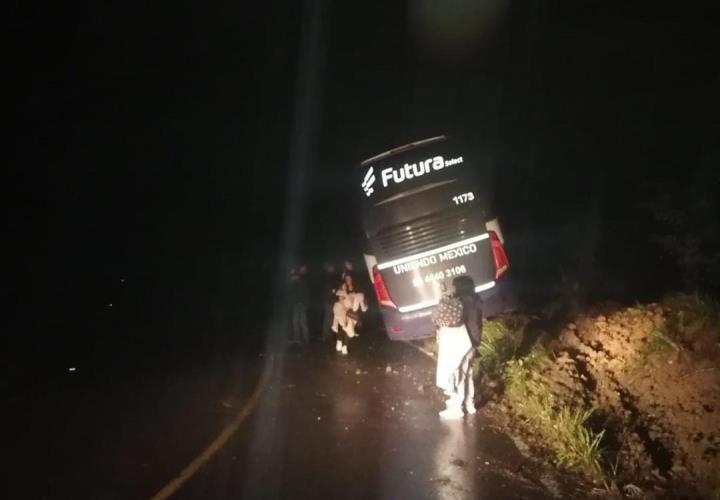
[336,340,342,352]
[439,395,464,420]
[464,403,477,415]
[341,345,348,355]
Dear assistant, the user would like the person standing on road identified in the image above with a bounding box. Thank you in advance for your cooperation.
[338,274,367,321]
[331,273,368,355]
[320,262,338,342]
[432,282,476,419]
[289,265,310,345]
[453,276,483,408]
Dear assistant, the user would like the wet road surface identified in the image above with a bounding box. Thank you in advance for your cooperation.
[3,332,555,499]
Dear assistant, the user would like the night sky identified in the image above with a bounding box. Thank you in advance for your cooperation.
[7,2,719,352]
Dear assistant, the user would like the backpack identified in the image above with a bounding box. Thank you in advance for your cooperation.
[432,295,464,328]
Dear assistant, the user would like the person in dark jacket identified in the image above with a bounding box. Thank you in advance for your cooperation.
[453,275,485,409]
[453,276,483,347]
[288,265,310,344]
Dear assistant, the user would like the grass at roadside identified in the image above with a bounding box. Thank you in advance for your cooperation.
[475,316,606,479]
[473,316,527,380]
[475,295,720,494]
[640,328,680,358]
[664,292,720,340]
[636,293,719,363]
[504,352,605,478]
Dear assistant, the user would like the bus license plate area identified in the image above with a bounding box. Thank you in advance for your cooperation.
[379,237,495,312]
[411,264,469,287]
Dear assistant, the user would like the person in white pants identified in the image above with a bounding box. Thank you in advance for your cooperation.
[436,324,475,418]
[433,284,476,419]
[331,274,367,354]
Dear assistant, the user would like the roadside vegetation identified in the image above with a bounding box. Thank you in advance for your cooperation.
[478,293,720,498]
[638,328,679,358]
[503,352,605,478]
[662,292,720,340]
[413,293,719,496]
[473,316,525,380]
[473,317,605,479]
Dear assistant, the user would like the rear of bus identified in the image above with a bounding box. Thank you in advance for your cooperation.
[359,135,513,340]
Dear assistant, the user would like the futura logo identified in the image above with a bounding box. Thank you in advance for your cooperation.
[362,166,376,197]
[361,155,463,197]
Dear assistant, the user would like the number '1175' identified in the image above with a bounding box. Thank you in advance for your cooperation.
[452,192,475,205]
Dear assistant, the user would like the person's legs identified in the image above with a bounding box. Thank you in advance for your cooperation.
[344,317,357,338]
[436,326,468,393]
[340,329,349,355]
[459,348,476,414]
[334,328,343,352]
[437,326,472,419]
[290,304,300,344]
[332,302,345,352]
[435,328,454,395]
[334,327,349,354]
[298,303,309,344]
[347,294,367,339]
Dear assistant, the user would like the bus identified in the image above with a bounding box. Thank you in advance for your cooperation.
[359,135,513,340]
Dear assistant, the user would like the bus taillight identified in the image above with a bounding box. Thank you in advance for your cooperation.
[489,230,509,279]
[372,265,397,309]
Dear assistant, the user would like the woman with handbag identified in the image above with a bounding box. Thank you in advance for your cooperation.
[432,282,476,419]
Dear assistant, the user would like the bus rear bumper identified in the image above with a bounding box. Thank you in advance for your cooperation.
[379,307,435,341]
[380,277,516,340]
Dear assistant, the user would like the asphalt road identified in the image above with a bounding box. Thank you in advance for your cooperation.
[3,329,557,500]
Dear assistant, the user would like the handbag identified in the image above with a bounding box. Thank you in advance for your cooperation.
[432,295,464,328]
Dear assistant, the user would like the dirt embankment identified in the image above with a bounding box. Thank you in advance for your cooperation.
[488,295,720,499]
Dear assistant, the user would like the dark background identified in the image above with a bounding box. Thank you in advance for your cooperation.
[5,1,719,381]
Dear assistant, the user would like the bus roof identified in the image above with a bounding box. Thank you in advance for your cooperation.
[360,135,446,167]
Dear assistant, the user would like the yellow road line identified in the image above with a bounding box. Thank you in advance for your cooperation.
[150,357,273,500]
